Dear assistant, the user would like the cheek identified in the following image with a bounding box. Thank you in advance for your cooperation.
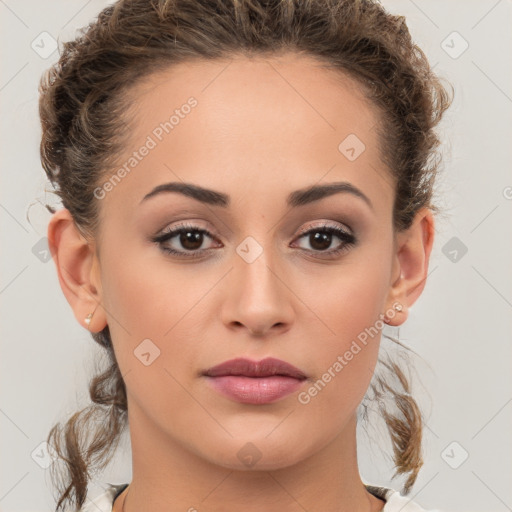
[298,257,391,402]
[305,259,390,347]
[297,282,385,425]
[100,243,215,337]
[99,253,204,425]
[99,248,218,385]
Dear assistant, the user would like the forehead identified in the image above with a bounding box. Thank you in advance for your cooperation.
[99,53,393,220]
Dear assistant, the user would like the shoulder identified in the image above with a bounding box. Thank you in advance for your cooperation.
[366,485,443,512]
[77,483,129,512]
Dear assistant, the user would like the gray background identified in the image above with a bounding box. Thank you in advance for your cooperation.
[1,1,511,511]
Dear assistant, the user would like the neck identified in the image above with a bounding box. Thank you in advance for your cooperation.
[118,401,385,512]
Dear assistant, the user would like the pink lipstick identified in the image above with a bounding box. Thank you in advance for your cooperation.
[203,357,307,405]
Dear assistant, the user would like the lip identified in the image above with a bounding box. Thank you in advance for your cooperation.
[203,357,308,405]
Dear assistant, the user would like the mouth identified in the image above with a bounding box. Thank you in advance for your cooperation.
[202,357,308,404]
[203,356,308,379]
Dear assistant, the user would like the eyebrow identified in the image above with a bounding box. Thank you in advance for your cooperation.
[140,180,373,210]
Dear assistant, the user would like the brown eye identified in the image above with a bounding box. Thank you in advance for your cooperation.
[152,223,219,258]
[176,230,204,251]
[293,224,357,257]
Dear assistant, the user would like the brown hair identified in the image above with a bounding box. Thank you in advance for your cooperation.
[39,0,453,510]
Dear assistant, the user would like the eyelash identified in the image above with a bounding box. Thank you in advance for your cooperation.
[152,222,357,260]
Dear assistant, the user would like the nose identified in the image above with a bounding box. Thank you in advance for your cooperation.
[221,250,295,338]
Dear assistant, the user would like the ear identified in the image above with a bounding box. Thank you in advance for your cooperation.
[47,208,107,332]
[384,207,435,326]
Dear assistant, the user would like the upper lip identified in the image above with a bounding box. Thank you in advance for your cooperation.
[203,357,307,379]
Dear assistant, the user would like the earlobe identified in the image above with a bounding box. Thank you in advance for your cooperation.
[47,208,107,332]
[384,207,435,326]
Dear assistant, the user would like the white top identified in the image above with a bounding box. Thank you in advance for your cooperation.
[78,483,443,511]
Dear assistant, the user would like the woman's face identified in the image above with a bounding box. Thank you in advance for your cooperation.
[89,53,406,469]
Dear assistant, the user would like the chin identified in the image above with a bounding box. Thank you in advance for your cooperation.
[201,435,315,472]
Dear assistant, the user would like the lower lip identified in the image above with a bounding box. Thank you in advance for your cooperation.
[205,375,305,404]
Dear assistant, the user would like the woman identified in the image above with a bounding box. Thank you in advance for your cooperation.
[40,0,453,510]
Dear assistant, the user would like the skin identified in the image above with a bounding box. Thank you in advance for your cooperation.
[48,53,434,512]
